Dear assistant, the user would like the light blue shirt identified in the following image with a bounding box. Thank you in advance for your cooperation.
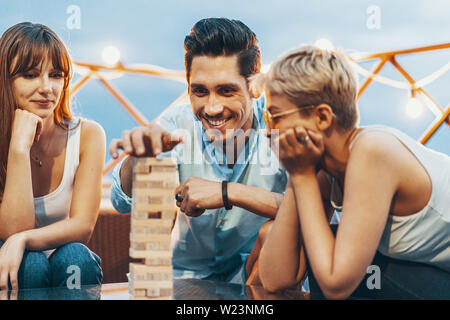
[111,98,288,283]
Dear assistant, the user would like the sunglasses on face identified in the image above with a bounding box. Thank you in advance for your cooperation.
[262,105,316,129]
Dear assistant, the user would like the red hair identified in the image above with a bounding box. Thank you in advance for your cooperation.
[0,22,73,198]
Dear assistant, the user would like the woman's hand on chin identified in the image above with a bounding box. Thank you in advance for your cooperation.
[10,108,43,153]
[277,127,324,177]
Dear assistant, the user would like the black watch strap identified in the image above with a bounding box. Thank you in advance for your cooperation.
[222,181,233,210]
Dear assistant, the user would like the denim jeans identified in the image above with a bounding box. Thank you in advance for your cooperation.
[307,224,450,300]
[0,241,102,290]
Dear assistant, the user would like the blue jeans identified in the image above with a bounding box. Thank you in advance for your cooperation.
[0,241,102,290]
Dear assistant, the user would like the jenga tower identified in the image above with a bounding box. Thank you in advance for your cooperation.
[129,157,178,299]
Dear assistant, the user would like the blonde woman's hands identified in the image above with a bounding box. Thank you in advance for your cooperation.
[0,233,27,291]
[277,127,324,176]
[10,109,43,154]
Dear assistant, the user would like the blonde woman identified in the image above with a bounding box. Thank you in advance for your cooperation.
[0,22,105,291]
[250,45,450,299]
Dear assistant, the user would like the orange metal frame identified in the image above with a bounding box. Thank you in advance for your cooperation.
[351,43,450,144]
[68,43,450,182]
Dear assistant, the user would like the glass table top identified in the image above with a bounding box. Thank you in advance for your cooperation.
[1,278,309,300]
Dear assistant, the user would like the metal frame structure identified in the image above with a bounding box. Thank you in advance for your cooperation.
[68,43,450,182]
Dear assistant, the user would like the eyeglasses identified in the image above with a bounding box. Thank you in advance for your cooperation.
[262,105,316,129]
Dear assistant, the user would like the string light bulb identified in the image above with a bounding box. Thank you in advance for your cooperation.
[405,89,423,119]
[102,45,121,66]
[314,38,335,51]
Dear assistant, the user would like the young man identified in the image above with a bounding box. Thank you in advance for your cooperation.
[109,18,287,284]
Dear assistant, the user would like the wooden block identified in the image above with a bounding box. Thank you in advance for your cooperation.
[134,164,177,174]
[129,288,147,297]
[131,209,176,221]
[134,194,175,206]
[131,218,173,227]
[134,202,177,213]
[130,272,172,282]
[130,294,172,300]
[130,233,172,242]
[146,287,173,297]
[131,224,172,236]
[128,284,172,299]
[130,248,172,259]
[133,171,178,183]
[133,157,176,169]
[132,179,177,190]
[130,263,172,275]
[130,279,173,290]
[144,256,172,266]
[129,268,172,281]
[131,241,170,251]
[133,188,175,199]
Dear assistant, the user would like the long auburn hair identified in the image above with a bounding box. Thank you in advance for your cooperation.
[0,22,74,198]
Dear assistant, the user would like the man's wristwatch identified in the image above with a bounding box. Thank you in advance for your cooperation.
[222,180,233,210]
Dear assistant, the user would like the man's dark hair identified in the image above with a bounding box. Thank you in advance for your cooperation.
[184,18,261,83]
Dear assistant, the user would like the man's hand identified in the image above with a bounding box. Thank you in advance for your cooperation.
[175,177,224,217]
[109,123,183,159]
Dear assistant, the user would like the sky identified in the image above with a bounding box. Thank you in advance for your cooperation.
[1,0,449,173]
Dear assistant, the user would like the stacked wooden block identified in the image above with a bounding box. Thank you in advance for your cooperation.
[129,157,178,299]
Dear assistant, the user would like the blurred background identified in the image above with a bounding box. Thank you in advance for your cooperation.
[2,0,449,182]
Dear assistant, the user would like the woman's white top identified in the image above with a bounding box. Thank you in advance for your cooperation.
[33,118,81,256]
[329,125,450,272]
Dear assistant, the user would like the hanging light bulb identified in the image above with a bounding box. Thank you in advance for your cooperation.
[102,45,121,66]
[314,38,335,51]
[405,89,423,119]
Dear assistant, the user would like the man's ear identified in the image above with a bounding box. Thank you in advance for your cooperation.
[248,73,264,99]
[315,104,334,131]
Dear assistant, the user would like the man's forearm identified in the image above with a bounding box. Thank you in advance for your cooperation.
[227,182,284,219]
[119,156,133,197]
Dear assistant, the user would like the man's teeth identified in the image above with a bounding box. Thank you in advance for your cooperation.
[207,118,228,126]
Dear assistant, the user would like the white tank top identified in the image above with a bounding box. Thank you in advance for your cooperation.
[34,118,81,228]
[329,125,450,272]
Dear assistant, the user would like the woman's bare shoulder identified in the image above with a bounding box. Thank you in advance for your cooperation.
[350,129,405,160]
[78,119,106,154]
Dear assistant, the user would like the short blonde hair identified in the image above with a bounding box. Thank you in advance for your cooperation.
[251,45,359,130]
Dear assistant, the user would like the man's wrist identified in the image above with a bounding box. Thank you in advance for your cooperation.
[226,182,239,207]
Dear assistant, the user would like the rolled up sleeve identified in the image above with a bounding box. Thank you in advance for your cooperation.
[110,158,132,213]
